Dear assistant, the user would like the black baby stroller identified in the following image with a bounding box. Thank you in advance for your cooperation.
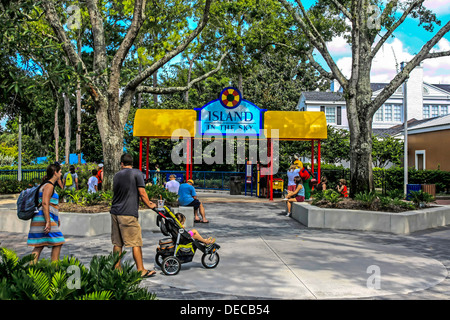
[154,205,220,275]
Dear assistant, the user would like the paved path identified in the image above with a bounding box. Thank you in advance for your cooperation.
[1,192,450,300]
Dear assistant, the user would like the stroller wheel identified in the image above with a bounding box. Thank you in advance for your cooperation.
[155,253,164,267]
[162,256,181,275]
[201,252,220,269]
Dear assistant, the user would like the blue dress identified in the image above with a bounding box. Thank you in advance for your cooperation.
[27,183,65,247]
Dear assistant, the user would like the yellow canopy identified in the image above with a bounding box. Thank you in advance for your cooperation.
[133,109,197,138]
[263,111,327,140]
[133,109,327,140]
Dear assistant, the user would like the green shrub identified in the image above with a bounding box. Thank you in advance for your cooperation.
[354,191,378,209]
[145,184,178,205]
[323,190,343,206]
[0,248,156,300]
[409,190,435,208]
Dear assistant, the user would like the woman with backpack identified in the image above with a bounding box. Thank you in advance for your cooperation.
[27,163,65,263]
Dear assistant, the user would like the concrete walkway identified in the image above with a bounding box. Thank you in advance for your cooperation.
[1,191,450,300]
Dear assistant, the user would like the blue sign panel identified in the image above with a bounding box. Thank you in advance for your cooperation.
[195,87,266,136]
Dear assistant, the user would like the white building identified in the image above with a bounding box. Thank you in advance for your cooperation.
[297,64,450,130]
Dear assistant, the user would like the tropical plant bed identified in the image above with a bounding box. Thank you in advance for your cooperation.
[58,200,178,214]
[311,198,435,213]
[59,202,112,213]
[311,189,435,213]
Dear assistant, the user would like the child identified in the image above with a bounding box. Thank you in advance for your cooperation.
[87,169,99,193]
[336,179,349,198]
[175,213,215,246]
[285,176,305,217]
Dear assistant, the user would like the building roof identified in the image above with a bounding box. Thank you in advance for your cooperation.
[432,84,450,93]
[407,114,450,133]
[302,91,345,102]
[373,117,439,138]
[370,83,388,92]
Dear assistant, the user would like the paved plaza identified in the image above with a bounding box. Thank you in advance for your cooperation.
[1,192,450,300]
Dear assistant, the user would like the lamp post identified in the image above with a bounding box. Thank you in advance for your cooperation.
[400,62,408,197]
[18,114,22,182]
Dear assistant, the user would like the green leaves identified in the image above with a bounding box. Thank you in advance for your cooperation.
[0,248,156,300]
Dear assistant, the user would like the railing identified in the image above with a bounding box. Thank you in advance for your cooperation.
[0,169,46,181]
[143,170,246,190]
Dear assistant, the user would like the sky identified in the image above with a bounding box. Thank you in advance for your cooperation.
[307,0,450,84]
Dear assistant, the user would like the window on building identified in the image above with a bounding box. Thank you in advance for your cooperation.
[393,105,402,122]
[384,104,392,122]
[423,105,430,119]
[375,107,383,122]
[325,106,336,124]
[423,104,449,118]
[431,105,439,117]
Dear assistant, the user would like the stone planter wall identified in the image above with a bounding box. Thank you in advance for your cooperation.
[0,207,193,237]
[292,202,450,235]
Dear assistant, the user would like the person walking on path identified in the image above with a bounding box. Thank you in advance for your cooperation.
[96,164,104,191]
[285,176,305,217]
[27,163,65,264]
[87,169,99,193]
[63,165,78,191]
[178,179,209,223]
[110,153,157,278]
[165,174,180,194]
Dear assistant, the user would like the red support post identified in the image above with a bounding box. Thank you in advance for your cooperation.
[318,140,322,183]
[311,139,315,174]
[139,137,143,172]
[270,138,273,201]
[190,138,194,180]
[186,138,190,182]
[146,137,149,181]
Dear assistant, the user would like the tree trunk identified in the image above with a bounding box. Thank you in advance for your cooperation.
[63,92,71,164]
[76,37,82,164]
[347,66,375,197]
[152,71,158,106]
[54,104,59,162]
[348,109,374,197]
[96,100,125,191]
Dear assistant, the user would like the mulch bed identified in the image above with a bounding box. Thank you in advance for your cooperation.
[312,198,418,213]
[59,200,179,213]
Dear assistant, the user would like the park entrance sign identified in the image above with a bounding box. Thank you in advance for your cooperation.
[133,87,327,200]
[196,87,265,137]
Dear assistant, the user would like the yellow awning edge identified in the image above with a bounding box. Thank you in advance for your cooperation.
[263,111,327,140]
[133,109,327,140]
[133,109,197,138]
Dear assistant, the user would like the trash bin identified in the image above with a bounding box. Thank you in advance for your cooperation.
[229,176,242,195]
[272,178,284,198]
[406,184,422,200]
[421,184,436,198]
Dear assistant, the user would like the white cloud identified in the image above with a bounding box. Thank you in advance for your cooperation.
[334,37,450,84]
[423,0,450,14]
[326,35,352,56]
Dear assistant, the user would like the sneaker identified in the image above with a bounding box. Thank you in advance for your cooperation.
[285,212,291,217]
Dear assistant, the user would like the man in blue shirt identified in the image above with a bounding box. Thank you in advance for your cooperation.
[178,179,209,223]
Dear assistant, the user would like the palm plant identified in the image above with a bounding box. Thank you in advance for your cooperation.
[0,248,156,300]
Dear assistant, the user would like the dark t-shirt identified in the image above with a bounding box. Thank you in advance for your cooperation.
[110,168,145,217]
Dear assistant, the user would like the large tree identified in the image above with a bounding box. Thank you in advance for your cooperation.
[279,0,450,196]
[39,0,227,189]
